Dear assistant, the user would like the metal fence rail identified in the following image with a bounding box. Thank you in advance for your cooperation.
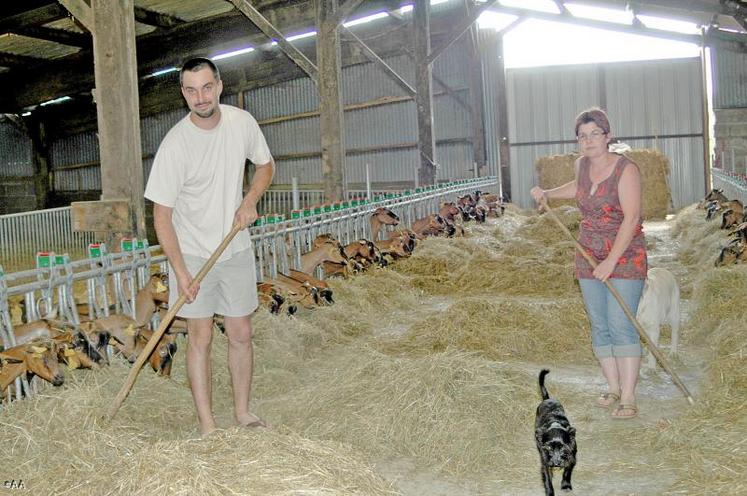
[0,176,498,401]
[257,189,401,218]
[0,206,95,272]
[712,168,747,203]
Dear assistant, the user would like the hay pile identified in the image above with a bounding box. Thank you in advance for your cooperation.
[259,347,540,480]
[378,296,593,364]
[398,249,577,297]
[672,204,732,269]
[536,149,672,219]
[0,359,396,496]
[396,222,578,297]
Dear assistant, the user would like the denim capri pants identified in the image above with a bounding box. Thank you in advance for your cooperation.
[578,277,645,359]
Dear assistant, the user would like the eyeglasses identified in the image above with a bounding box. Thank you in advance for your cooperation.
[577,130,606,142]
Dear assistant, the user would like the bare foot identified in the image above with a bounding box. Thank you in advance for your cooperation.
[237,412,270,429]
[199,418,218,437]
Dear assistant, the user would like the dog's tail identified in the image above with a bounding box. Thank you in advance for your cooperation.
[539,369,551,400]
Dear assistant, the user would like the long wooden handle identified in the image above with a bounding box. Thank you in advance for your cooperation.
[107,224,243,420]
[540,200,695,405]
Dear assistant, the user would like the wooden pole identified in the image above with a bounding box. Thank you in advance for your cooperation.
[540,200,695,405]
[107,224,243,420]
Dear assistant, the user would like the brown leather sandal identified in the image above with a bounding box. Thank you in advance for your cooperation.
[595,392,620,408]
[611,404,639,419]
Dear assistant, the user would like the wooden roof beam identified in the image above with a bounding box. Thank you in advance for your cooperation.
[133,6,184,29]
[9,25,90,47]
[58,0,92,32]
[0,3,68,34]
[341,25,416,96]
[228,0,318,84]
[0,52,47,68]
[426,0,499,65]
[335,0,367,25]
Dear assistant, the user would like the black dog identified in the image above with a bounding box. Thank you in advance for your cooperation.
[535,369,577,495]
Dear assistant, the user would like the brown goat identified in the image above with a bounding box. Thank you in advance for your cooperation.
[370,207,400,240]
[697,188,728,208]
[0,339,64,393]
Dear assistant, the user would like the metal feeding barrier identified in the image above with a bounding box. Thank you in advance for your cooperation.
[0,177,498,402]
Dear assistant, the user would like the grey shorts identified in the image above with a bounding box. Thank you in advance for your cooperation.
[168,248,258,319]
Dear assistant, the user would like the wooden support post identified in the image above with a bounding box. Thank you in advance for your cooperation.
[467,27,486,177]
[29,120,50,210]
[414,0,436,186]
[89,0,145,238]
[317,0,346,203]
[488,34,511,200]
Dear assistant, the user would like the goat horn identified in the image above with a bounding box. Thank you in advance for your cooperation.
[30,345,48,354]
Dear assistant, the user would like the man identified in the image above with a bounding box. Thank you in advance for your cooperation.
[144,57,274,435]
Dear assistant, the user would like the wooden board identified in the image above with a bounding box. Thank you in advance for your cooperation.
[71,200,131,232]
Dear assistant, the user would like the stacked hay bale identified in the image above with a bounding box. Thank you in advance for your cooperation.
[536,149,672,219]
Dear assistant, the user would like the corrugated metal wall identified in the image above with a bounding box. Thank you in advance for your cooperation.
[507,57,705,210]
[0,119,33,177]
[244,43,474,187]
[712,49,747,109]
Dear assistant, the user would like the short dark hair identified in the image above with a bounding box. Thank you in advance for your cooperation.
[180,57,220,86]
[574,107,611,137]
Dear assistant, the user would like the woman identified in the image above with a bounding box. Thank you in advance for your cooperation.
[530,107,647,420]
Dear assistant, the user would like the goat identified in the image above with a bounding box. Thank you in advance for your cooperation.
[0,339,64,393]
[370,207,400,240]
[697,188,728,208]
[301,238,349,273]
[3,319,109,367]
[412,214,447,237]
[135,273,169,327]
[287,269,335,304]
[715,240,747,267]
[130,328,178,376]
[257,283,297,315]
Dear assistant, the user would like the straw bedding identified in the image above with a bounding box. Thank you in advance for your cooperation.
[1,199,744,494]
[378,296,594,364]
[629,265,747,495]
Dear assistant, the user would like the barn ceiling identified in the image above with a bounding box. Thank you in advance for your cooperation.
[0,0,745,116]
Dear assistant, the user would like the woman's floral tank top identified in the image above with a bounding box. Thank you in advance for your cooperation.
[575,155,647,280]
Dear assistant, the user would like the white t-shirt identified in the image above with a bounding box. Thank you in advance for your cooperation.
[144,104,272,262]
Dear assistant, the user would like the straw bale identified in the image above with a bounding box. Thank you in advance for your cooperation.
[535,153,577,209]
[378,296,593,364]
[535,150,672,219]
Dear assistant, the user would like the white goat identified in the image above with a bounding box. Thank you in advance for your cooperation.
[636,267,680,371]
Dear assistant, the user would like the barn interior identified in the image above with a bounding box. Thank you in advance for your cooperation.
[1,1,746,495]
